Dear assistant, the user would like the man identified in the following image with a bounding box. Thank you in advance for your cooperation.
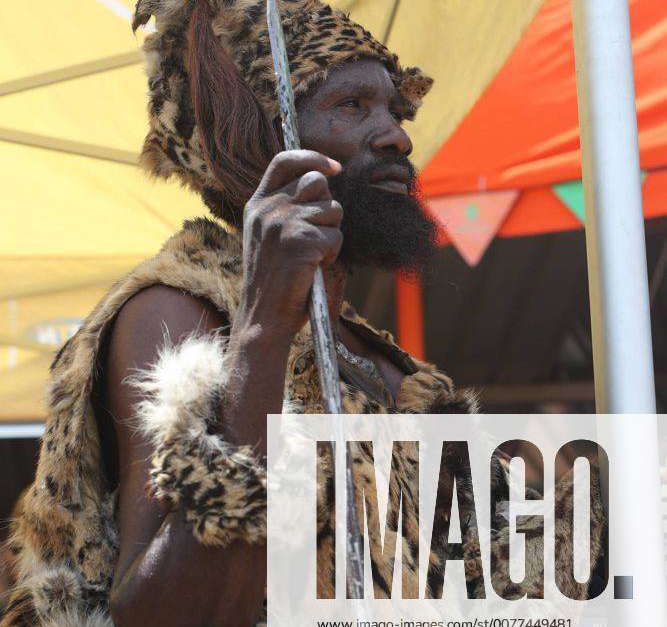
[1,1,602,625]
[0,1,465,625]
[103,0,473,621]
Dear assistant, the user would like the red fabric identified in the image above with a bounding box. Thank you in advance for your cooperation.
[419,0,667,234]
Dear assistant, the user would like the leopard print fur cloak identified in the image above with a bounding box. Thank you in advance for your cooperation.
[0,217,478,625]
[0,218,604,625]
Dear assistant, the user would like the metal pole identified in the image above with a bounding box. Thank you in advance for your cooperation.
[0,423,44,439]
[572,2,665,624]
[571,0,655,414]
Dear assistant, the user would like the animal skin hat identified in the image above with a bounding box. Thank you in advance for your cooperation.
[132,0,434,216]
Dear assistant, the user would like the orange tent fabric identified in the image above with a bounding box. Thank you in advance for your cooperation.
[400,0,667,356]
[419,0,667,234]
[497,170,667,238]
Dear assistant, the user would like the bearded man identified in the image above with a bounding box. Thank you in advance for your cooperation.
[1,1,606,626]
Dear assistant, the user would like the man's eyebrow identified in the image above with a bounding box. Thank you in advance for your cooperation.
[318,78,407,109]
[321,80,378,98]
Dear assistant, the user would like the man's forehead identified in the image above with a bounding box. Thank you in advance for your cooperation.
[315,58,402,101]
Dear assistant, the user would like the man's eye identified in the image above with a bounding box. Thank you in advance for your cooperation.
[339,98,360,108]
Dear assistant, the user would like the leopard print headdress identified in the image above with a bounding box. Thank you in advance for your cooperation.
[132,0,434,216]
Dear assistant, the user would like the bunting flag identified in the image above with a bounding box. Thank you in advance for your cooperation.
[553,180,585,222]
[425,190,519,266]
[553,171,648,223]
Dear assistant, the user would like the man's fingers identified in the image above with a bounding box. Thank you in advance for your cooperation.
[284,224,342,267]
[297,200,343,228]
[256,150,341,197]
[293,170,332,203]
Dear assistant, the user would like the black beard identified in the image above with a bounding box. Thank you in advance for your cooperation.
[328,156,438,275]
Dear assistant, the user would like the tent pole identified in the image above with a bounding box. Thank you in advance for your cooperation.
[571,1,665,622]
[571,0,655,413]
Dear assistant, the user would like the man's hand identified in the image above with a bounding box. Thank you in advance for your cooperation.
[239,149,344,340]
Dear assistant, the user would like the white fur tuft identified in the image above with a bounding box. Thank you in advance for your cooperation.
[281,397,304,415]
[40,608,115,627]
[127,329,315,454]
[125,329,231,447]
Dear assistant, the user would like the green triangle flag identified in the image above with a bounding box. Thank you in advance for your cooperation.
[553,171,647,223]
[553,180,585,221]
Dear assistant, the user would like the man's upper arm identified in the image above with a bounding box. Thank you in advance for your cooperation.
[102,284,229,584]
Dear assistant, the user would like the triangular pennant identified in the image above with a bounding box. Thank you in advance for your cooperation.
[554,171,648,223]
[426,190,519,266]
[553,180,584,222]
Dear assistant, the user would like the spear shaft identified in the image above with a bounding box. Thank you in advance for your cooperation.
[266,0,341,415]
[266,0,365,601]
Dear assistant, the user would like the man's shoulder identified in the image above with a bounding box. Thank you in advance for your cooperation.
[117,284,229,336]
[113,216,240,329]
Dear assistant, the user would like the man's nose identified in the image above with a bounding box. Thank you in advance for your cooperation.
[369,112,413,157]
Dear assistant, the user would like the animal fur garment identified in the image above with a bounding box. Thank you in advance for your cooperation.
[131,0,434,216]
[0,218,481,625]
[126,331,267,547]
[1,218,606,625]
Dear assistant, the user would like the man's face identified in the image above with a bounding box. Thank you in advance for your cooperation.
[297,58,438,274]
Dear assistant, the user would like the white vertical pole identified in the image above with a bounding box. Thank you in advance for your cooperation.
[571,2,665,624]
[571,0,655,414]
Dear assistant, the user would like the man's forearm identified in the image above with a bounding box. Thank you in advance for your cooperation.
[218,320,294,456]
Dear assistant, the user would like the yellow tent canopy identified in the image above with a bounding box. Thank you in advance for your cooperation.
[0,0,543,419]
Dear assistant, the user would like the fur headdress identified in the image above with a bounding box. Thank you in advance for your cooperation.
[132,0,434,217]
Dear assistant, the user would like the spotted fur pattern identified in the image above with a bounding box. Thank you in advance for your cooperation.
[0,218,603,624]
[0,217,472,625]
[131,0,433,217]
[126,332,268,547]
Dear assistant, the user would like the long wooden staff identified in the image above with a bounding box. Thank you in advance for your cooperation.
[266,0,365,600]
